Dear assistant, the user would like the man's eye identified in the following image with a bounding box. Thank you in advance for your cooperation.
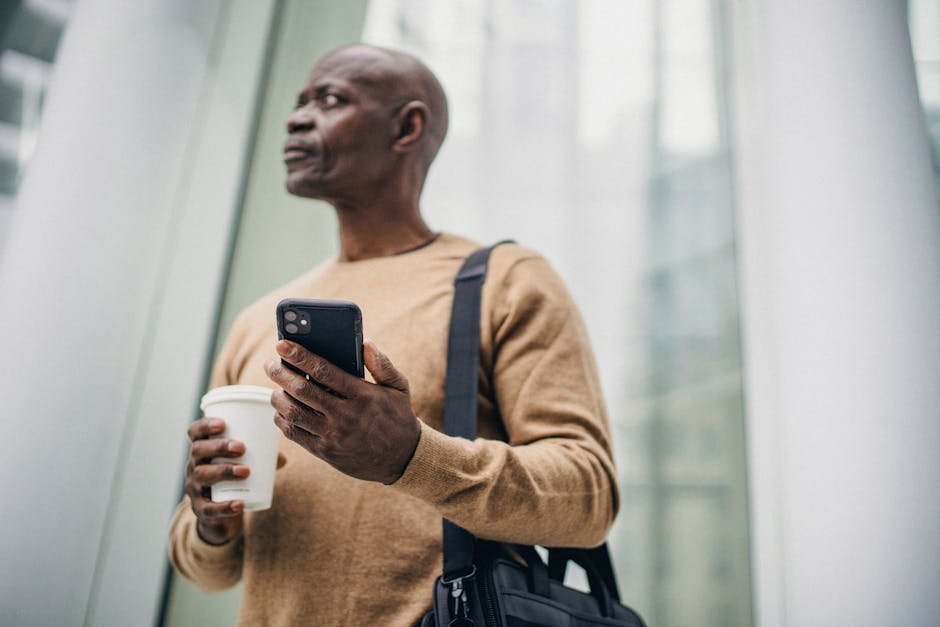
[321,93,340,107]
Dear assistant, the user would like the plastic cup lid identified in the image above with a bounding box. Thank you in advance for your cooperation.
[200,384,274,410]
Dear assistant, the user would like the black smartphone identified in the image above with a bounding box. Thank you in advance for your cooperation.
[275,299,364,378]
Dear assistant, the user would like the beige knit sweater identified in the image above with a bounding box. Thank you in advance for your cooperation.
[168,233,619,626]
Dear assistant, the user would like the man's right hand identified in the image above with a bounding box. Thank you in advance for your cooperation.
[185,417,250,545]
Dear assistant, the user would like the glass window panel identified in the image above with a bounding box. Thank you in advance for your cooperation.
[0,0,73,262]
[910,0,940,204]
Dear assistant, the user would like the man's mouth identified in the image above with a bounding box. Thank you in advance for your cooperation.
[284,148,315,163]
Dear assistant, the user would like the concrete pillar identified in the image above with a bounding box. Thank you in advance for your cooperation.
[734,2,940,625]
[0,0,275,624]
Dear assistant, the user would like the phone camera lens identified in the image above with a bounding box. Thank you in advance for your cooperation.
[285,323,299,334]
[284,310,298,322]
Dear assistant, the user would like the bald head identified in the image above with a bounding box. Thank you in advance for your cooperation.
[285,44,451,203]
[316,44,449,167]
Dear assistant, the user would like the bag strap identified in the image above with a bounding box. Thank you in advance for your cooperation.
[441,243,500,580]
[442,244,495,442]
[440,241,622,607]
[441,242,514,580]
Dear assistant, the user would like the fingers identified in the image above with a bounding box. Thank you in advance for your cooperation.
[185,459,248,524]
[265,358,342,413]
[274,340,356,397]
[270,389,326,433]
[274,412,323,455]
[187,416,226,441]
[184,417,248,544]
[194,498,244,521]
[186,458,249,495]
[363,338,409,392]
[192,461,250,485]
[185,420,250,509]
[190,437,245,463]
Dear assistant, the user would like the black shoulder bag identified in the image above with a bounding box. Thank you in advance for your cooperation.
[421,244,647,627]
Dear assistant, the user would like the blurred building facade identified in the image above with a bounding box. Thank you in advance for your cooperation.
[0,0,73,254]
[0,1,937,626]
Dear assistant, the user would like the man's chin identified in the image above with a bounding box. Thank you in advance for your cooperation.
[285,176,326,200]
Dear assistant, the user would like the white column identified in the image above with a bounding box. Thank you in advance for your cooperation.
[734,2,940,626]
[0,0,275,624]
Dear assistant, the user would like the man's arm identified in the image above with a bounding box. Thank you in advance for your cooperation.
[390,254,619,547]
[167,314,251,591]
[167,496,245,592]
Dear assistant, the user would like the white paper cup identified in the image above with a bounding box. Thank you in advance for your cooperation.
[200,385,279,511]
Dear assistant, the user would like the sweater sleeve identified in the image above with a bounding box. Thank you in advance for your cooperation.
[167,498,245,592]
[166,314,250,591]
[391,255,620,547]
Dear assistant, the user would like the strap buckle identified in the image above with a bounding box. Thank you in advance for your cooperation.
[441,564,476,585]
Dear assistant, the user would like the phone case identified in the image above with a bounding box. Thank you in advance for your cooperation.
[275,299,364,377]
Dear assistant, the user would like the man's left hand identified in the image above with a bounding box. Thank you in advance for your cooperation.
[265,338,421,485]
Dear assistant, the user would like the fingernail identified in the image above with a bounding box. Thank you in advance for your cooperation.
[231,501,244,513]
[208,418,224,429]
[277,341,295,358]
[233,465,250,477]
[227,441,243,453]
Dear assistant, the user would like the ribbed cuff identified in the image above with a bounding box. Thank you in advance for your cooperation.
[172,500,243,565]
[190,522,242,556]
[390,420,467,503]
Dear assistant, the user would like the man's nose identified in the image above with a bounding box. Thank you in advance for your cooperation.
[286,107,315,134]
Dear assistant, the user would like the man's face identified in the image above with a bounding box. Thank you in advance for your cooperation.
[284,48,400,200]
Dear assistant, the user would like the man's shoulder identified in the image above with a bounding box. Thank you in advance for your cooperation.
[441,235,542,276]
[436,235,563,301]
[487,240,543,274]
[469,240,559,299]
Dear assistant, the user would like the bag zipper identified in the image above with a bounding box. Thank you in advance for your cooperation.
[477,567,500,626]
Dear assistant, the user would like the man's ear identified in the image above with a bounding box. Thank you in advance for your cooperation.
[392,101,429,153]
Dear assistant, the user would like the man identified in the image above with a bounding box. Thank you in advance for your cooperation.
[169,44,618,626]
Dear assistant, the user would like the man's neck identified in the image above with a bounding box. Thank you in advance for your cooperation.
[333,202,435,262]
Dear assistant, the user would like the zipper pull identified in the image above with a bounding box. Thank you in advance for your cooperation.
[450,577,467,615]
[448,575,475,626]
